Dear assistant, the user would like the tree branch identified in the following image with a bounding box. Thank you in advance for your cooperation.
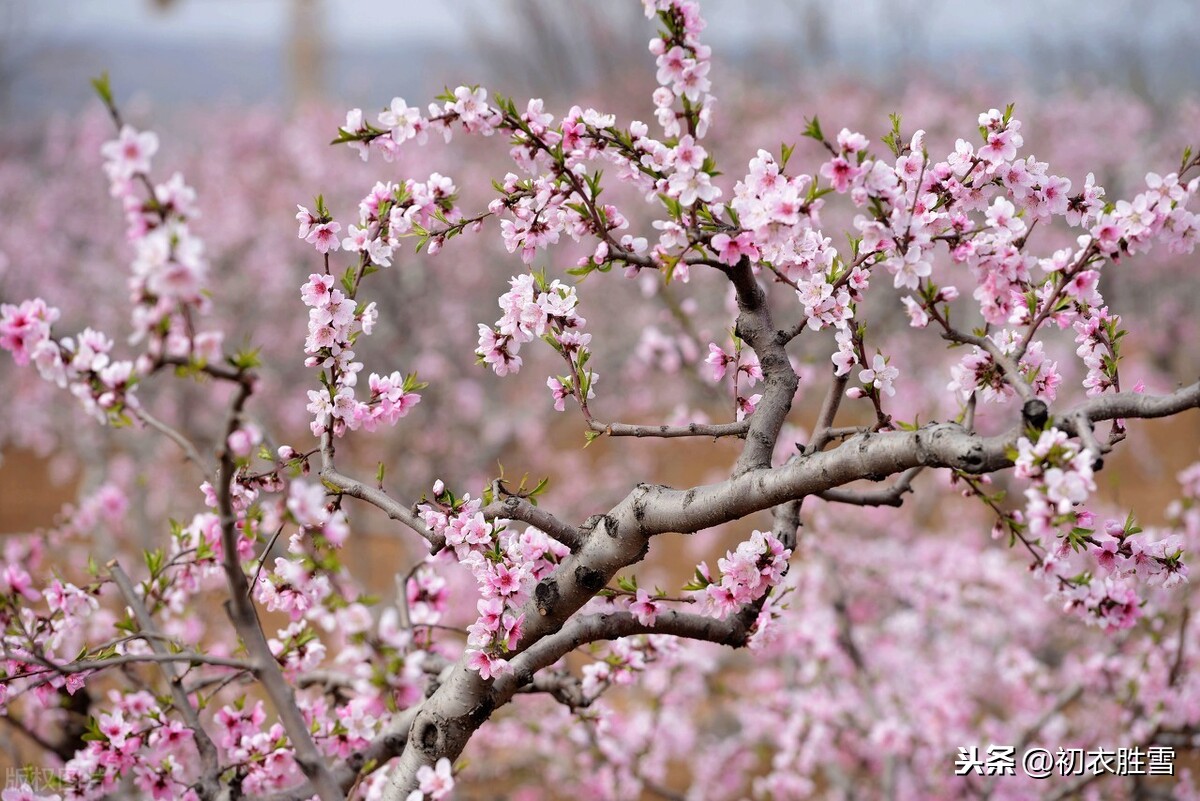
[374,381,1199,799]
[108,561,224,800]
[587,418,749,439]
[482,491,584,552]
[631,382,1199,536]
[805,369,851,455]
[499,608,755,690]
[133,407,212,480]
[318,429,443,553]
[217,384,345,801]
[816,466,924,507]
[727,258,800,476]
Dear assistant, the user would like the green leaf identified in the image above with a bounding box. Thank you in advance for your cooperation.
[229,347,262,371]
[91,72,114,106]
[780,142,796,170]
[801,116,825,143]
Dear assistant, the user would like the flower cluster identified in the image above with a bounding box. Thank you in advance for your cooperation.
[730,151,830,280]
[300,272,419,437]
[947,331,1062,404]
[643,0,714,140]
[704,338,763,420]
[1013,428,1097,537]
[1091,170,1199,257]
[476,273,597,412]
[0,299,139,424]
[418,483,569,678]
[407,757,455,801]
[1011,428,1187,630]
[580,635,676,699]
[57,693,204,800]
[100,125,222,359]
[689,530,790,621]
[298,176,462,264]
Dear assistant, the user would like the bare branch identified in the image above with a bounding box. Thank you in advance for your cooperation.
[318,428,443,552]
[805,369,851,454]
[482,491,584,552]
[1069,410,1107,469]
[817,466,924,507]
[7,650,254,679]
[587,418,749,439]
[631,381,1200,536]
[133,407,212,480]
[514,670,591,709]
[500,608,756,689]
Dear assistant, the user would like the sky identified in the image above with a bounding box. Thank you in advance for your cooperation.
[18,0,1190,46]
[5,0,1199,113]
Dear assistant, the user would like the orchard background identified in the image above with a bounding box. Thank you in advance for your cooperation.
[1,1,1200,799]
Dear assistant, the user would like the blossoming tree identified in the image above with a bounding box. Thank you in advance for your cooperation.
[2,1,1200,799]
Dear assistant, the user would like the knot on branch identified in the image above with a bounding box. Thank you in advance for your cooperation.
[534,578,561,617]
[415,716,444,755]
[574,564,606,593]
[1022,398,1050,430]
[581,513,616,537]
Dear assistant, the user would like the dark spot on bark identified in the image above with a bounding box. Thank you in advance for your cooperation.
[418,720,440,753]
[960,444,985,471]
[383,733,405,753]
[682,489,696,508]
[599,514,618,537]
[1022,398,1049,429]
[581,514,601,533]
[535,578,560,616]
[467,697,495,725]
[575,564,606,592]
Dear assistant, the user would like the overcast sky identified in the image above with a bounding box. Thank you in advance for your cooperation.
[21,0,1193,47]
[6,1,1198,113]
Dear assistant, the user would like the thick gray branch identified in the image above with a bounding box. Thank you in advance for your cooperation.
[377,380,1198,799]
[634,382,1199,535]
[728,258,800,476]
[499,609,755,690]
